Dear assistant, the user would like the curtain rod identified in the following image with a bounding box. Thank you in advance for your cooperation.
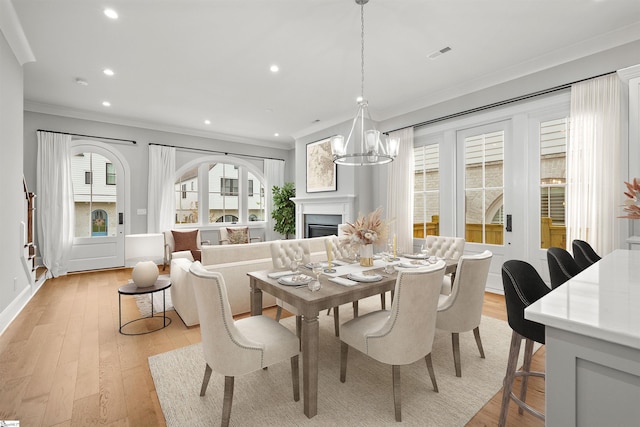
[37,129,136,144]
[385,71,615,134]
[149,142,285,162]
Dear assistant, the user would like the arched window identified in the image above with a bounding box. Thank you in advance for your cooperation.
[174,156,266,226]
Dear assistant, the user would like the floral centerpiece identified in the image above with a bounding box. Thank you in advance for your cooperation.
[621,178,640,219]
[339,207,388,266]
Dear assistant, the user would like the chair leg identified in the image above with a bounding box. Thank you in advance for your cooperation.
[221,376,234,427]
[473,326,485,359]
[200,363,212,396]
[498,330,522,427]
[326,308,332,315]
[353,301,359,317]
[296,315,302,351]
[452,332,462,377]
[340,341,349,383]
[425,353,438,392]
[275,305,283,322]
[518,338,535,415]
[392,365,402,422]
[333,306,340,337]
[291,355,300,402]
[380,292,386,309]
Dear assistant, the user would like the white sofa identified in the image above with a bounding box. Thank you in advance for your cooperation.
[170,236,329,326]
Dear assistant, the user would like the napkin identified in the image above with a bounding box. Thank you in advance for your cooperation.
[398,262,420,268]
[330,277,358,286]
[268,270,296,279]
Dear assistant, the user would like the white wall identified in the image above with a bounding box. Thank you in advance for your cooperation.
[0,27,30,331]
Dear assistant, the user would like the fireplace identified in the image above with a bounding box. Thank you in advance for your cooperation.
[304,214,342,238]
[291,195,356,239]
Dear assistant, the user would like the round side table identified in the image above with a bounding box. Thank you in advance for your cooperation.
[118,277,172,335]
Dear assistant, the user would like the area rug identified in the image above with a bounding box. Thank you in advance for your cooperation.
[149,296,537,426]
[135,291,174,316]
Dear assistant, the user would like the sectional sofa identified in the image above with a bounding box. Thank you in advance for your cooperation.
[170,236,329,326]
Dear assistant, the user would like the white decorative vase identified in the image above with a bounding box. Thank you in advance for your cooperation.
[359,244,374,267]
[132,261,159,287]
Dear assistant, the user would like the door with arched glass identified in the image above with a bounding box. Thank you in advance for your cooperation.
[67,142,127,271]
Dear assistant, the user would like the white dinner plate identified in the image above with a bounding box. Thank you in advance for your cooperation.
[278,274,313,286]
[403,253,428,259]
[347,272,383,282]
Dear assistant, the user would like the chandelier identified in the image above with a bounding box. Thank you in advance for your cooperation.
[331,0,399,166]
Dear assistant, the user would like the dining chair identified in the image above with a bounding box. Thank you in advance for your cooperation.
[436,250,493,377]
[189,261,300,427]
[423,235,465,295]
[270,239,312,340]
[572,239,601,270]
[499,260,549,426]
[339,261,446,421]
[547,246,581,289]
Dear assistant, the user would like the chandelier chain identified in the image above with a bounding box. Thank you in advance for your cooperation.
[360,2,365,99]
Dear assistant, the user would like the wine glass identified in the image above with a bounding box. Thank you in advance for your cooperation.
[309,262,323,292]
[290,250,303,273]
[420,243,429,258]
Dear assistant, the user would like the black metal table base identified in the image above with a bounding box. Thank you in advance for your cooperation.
[118,281,172,335]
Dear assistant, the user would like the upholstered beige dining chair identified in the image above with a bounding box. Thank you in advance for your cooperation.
[339,261,446,421]
[189,262,300,427]
[423,235,465,294]
[436,250,493,377]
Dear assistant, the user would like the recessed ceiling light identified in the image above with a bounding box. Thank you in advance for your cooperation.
[104,8,118,19]
[102,101,111,107]
[274,133,279,137]
[204,120,211,125]
[270,65,279,73]
[356,96,363,102]
[75,77,88,86]
[103,68,115,76]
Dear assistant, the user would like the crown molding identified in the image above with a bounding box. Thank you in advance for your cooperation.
[0,0,35,65]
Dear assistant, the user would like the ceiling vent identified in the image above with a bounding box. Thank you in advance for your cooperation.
[427,46,452,60]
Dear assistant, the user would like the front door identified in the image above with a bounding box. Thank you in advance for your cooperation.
[67,142,126,271]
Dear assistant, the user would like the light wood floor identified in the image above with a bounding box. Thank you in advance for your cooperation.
[0,268,545,426]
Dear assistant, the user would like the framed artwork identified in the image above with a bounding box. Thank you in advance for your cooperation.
[306,137,337,193]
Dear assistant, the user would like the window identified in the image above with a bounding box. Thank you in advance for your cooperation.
[174,159,266,225]
[175,166,198,224]
[72,152,117,237]
[540,117,568,248]
[413,144,440,237]
[464,130,504,245]
[105,163,116,185]
[220,177,239,196]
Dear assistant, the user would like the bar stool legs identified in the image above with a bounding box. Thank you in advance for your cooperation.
[498,330,545,427]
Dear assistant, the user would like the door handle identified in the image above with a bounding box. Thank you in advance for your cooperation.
[506,214,512,232]
[119,212,124,225]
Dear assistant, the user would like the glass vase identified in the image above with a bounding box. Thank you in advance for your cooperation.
[359,244,374,267]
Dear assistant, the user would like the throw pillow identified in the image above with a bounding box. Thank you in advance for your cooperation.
[227,227,249,244]
[172,230,199,252]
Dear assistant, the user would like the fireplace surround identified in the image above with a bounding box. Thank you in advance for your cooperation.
[291,195,356,239]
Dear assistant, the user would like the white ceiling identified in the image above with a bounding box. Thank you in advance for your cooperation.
[13,0,640,150]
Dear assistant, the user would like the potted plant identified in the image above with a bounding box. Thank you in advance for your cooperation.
[271,182,296,239]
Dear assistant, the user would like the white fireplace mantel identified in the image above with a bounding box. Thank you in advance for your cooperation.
[291,195,356,238]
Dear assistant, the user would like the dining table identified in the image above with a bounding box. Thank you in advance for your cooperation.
[248,255,458,418]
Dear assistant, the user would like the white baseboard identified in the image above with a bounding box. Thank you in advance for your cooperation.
[0,275,47,337]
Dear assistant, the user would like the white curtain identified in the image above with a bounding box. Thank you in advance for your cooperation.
[147,145,176,233]
[36,131,74,277]
[567,73,621,255]
[264,158,285,241]
[386,127,415,254]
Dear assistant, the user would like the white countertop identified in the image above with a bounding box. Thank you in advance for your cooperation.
[525,249,640,350]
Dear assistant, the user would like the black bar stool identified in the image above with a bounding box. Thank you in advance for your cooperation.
[499,260,550,426]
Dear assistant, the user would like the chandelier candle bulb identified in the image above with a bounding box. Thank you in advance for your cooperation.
[393,234,397,258]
